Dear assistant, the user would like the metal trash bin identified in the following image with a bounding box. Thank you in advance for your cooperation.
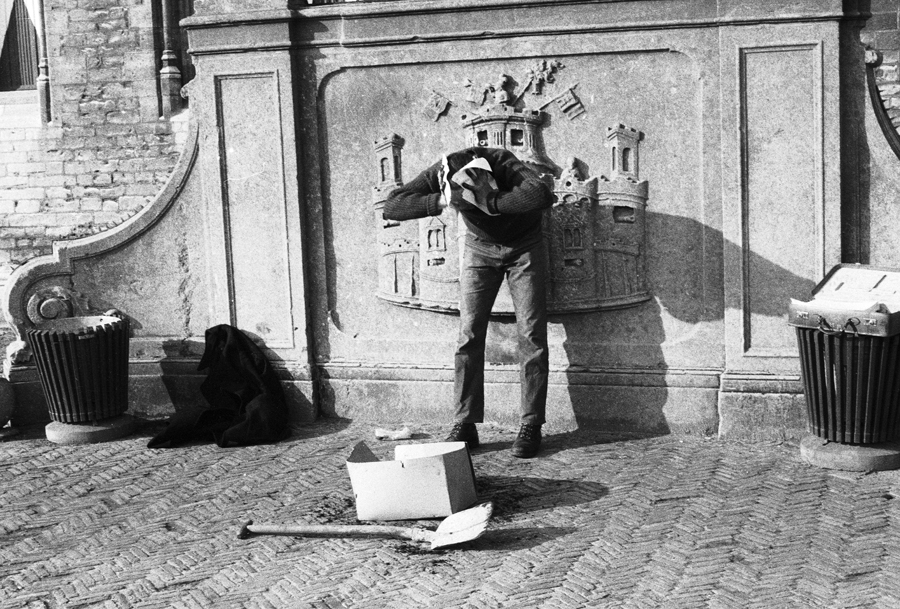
[26,315,129,423]
[789,264,900,444]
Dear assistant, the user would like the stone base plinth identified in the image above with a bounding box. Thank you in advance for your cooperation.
[45,415,140,445]
[800,435,900,472]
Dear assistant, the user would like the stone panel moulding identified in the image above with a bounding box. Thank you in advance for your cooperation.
[213,71,297,350]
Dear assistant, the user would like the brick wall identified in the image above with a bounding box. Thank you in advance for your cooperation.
[862,1,900,128]
[0,0,183,286]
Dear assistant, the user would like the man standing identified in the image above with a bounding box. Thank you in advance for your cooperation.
[383,147,553,458]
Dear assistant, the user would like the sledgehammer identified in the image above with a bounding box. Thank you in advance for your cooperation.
[238,502,493,550]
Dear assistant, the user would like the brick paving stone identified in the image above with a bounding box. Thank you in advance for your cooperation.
[2,420,900,607]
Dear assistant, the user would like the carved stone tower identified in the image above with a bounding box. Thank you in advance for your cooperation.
[595,124,649,308]
[460,106,555,176]
[373,134,404,198]
[606,124,640,181]
[372,135,421,303]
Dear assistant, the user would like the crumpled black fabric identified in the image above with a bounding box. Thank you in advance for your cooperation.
[148,325,290,448]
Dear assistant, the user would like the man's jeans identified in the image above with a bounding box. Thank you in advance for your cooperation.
[454,235,549,426]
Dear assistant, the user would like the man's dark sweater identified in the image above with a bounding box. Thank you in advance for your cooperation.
[383,147,553,246]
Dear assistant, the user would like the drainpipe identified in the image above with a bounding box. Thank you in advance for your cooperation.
[35,0,50,123]
[159,0,182,118]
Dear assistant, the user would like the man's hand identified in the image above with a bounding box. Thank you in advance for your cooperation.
[449,168,496,212]
[459,168,497,206]
[437,162,450,209]
[448,180,476,211]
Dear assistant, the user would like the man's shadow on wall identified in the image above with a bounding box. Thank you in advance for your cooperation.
[484,211,818,454]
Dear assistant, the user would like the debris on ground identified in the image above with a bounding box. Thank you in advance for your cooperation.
[374,426,413,440]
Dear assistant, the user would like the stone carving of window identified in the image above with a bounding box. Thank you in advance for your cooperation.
[563,226,583,249]
[426,219,446,251]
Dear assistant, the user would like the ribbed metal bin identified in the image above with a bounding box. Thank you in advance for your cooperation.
[795,327,900,443]
[27,315,129,423]
[789,264,900,445]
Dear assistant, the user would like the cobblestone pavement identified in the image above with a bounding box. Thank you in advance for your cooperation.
[2,418,900,609]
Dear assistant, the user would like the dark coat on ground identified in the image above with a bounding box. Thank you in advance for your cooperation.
[147,325,289,448]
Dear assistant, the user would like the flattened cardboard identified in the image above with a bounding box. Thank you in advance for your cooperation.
[346,441,478,521]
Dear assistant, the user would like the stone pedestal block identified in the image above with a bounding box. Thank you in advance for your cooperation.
[45,415,139,446]
[800,435,900,471]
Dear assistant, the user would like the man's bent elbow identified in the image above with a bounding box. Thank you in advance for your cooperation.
[536,182,554,209]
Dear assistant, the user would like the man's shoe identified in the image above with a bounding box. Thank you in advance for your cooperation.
[511,424,541,458]
[445,422,479,449]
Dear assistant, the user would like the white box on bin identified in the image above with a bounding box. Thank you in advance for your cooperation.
[346,441,478,521]
[788,264,900,337]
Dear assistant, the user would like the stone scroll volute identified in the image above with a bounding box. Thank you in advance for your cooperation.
[1,120,200,370]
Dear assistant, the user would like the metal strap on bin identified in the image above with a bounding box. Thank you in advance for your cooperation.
[815,315,861,337]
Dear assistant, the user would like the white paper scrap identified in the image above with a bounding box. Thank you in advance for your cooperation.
[374,426,413,441]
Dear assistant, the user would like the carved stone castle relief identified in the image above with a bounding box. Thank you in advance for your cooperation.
[372,60,650,315]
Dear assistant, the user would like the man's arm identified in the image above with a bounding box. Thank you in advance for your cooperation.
[383,160,446,221]
[482,149,553,215]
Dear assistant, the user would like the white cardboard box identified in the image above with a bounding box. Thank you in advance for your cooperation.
[346,441,478,521]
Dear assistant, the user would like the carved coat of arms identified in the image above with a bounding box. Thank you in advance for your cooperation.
[376,61,649,315]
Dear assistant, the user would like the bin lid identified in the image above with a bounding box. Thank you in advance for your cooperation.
[810,264,900,308]
[788,264,900,336]
[27,315,125,336]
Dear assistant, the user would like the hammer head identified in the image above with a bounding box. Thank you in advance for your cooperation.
[237,520,255,540]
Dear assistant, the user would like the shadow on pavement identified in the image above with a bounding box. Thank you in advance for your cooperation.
[285,415,353,440]
[475,427,654,457]
[539,428,658,456]
[472,526,579,552]
[129,414,353,448]
[476,475,607,521]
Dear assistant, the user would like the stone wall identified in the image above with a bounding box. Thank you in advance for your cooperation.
[19,0,843,438]
[0,0,183,285]
[4,0,900,442]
